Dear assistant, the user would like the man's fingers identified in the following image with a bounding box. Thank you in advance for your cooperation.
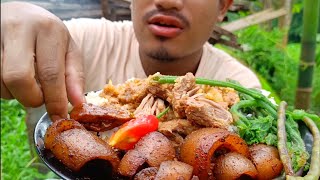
[36,23,69,120]
[2,28,43,106]
[1,43,13,99]
[65,38,86,106]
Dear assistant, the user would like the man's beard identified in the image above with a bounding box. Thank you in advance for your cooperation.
[147,46,176,62]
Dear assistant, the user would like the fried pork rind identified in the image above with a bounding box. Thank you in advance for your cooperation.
[213,152,258,180]
[134,167,158,180]
[118,132,175,177]
[44,119,120,172]
[180,128,250,179]
[154,161,194,180]
[249,144,283,180]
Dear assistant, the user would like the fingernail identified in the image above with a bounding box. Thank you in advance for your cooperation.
[50,115,65,122]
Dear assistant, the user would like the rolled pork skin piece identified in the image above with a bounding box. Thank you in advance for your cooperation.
[154,161,194,180]
[180,128,250,179]
[118,131,176,177]
[213,152,258,180]
[118,149,146,177]
[134,167,158,180]
[44,119,120,172]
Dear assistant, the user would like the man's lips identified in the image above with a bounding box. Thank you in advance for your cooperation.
[147,14,185,38]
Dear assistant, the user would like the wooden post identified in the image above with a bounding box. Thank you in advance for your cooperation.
[279,0,292,46]
[222,8,287,32]
[261,0,273,31]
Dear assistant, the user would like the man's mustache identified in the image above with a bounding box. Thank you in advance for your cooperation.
[143,9,190,28]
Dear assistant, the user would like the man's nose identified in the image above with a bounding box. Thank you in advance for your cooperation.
[154,0,184,11]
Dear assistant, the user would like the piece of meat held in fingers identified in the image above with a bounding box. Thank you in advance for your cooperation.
[70,103,133,131]
[44,119,120,172]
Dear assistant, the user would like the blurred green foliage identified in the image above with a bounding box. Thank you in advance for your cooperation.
[1,99,56,180]
[228,0,312,43]
[217,25,320,113]
[289,0,304,42]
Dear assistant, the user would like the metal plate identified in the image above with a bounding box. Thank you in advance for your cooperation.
[34,113,83,180]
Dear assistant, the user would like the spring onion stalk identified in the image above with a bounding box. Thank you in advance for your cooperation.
[156,106,170,119]
[301,117,319,179]
[277,101,295,176]
[154,75,277,111]
[286,117,320,180]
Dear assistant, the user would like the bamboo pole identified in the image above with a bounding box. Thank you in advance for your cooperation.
[295,0,320,110]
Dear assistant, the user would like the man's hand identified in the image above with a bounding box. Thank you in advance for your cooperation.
[1,2,85,121]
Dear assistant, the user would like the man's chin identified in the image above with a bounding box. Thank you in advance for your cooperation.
[146,47,177,62]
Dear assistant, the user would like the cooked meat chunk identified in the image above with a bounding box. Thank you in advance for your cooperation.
[159,119,199,136]
[171,73,197,118]
[147,82,174,101]
[173,73,197,97]
[117,78,149,104]
[185,97,233,129]
[134,94,166,119]
[158,119,200,147]
[100,78,150,111]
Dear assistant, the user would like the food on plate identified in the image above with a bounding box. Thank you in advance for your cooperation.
[43,73,320,180]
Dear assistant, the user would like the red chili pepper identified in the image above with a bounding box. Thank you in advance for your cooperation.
[108,115,159,150]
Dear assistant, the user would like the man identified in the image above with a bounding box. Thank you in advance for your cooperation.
[1,0,260,147]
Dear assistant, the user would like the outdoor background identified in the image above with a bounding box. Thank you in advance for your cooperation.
[1,0,319,179]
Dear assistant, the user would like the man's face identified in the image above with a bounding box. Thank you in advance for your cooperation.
[131,0,232,61]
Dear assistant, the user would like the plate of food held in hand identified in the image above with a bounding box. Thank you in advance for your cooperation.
[34,73,320,180]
